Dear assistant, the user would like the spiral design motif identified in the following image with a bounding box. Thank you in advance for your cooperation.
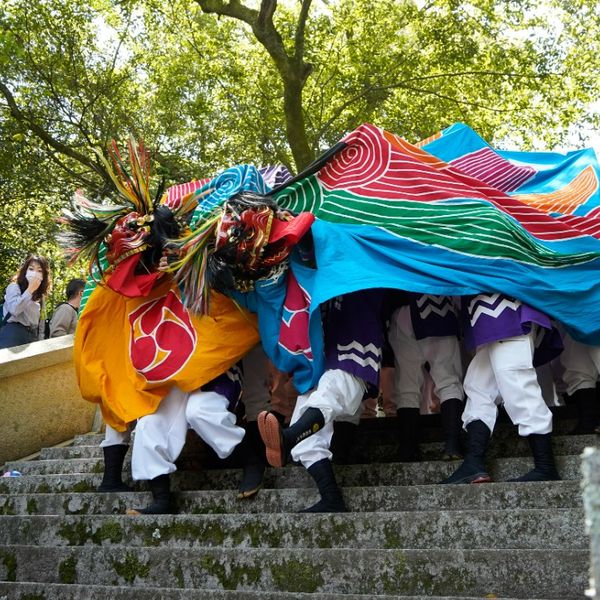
[319,125,391,190]
[128,290,197,383]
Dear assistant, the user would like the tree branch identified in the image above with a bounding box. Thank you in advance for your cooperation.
[294,0,312,64]
[196,0,315,168]
[0,80,109,185]
[316,70,556,140]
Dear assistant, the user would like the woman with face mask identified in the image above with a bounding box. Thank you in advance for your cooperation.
[0,255,51,349]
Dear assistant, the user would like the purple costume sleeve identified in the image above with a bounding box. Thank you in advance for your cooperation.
[462,293,562,365]
[323,288,386,388]
[201,363,243,411]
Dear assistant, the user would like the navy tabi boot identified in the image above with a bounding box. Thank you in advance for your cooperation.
[301,458,348,513]
[440,420,492,484]
[440,398,464,461]
[258,407,325,468]
[509,433,560,482]
[126,474,176,515]
[98,444,133,493]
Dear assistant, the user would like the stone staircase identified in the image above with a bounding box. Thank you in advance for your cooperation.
[0,410,593,599]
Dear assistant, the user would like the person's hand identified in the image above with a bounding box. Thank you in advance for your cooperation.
[26,272,42,294]
[158,255,169,271]
[158,246,181,271]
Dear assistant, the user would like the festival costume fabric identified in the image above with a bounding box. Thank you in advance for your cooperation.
[183,122,600,394]
[74,276,258,431]
[75,122,600,417]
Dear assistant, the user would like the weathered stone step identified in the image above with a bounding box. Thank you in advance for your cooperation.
[0,583,552,600]
[39,432,598,462]
[0,455,585,494]
[0,508,584,550]
[359,434,598,463]
[0,545,587,597]
[67,413,579,449]
[0,480,581,516]
[57,437,600,469]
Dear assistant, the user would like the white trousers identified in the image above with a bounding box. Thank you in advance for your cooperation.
[388,306,463,409]
[289,369,365,468]
[560,334,600,395]
[101,423,132,447]
[462,331,553,437]
[132,385,245,481]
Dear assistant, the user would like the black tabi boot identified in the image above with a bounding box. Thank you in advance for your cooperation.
[97,444,133,492]
[569,387,600,435]
[301,458,348,513]
[509,433,561,482]
[237,421,267,499]
[440,420,492,484]
[258,407,325,468]
[396,407,421,462]
[331,421,360,465]
[126,474,176,515]
[440,398,464,461]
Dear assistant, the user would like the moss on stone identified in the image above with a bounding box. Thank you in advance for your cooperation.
[72,481,95,493]
[173,564,185,588]
[26,498,38,515]
[200,554,261,590]
[271,558,324,593]
[380,550,408,595]
[112,551,151,584]
[92,520,124,544]
[36,483,51,494]
[58,555,77,584]
[191,503,228,515]
[383,523,403,548]
[0,501,16,515]
[58,520,89,545]
[0,551,17,582]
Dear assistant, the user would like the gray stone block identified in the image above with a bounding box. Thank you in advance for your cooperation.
[0,545,588,597]
[0,508,586,550]
[0,480,582,516]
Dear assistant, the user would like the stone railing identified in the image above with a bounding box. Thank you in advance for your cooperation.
[0,335,97,466]
[583,447,600,599]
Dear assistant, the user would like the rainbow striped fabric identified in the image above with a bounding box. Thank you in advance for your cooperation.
[80,123,600,394]
[268,123,600,348]
[180,123,600,390]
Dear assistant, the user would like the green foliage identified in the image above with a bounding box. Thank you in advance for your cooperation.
[1,0,599,290]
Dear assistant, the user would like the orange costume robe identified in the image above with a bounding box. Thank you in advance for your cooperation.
[74,276,259,431]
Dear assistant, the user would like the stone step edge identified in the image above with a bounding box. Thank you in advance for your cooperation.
[0,582,551,600]
[4,452,589,473]
[1,506,581,516]
[0,479,583,498]
[0,545,588,597]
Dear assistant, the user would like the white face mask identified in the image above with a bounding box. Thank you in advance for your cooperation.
[26,269,40,283]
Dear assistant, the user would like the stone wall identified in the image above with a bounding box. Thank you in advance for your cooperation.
[0,335,96,466]
[582,447,600,599]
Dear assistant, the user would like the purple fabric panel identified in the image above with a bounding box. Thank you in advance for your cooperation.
[533,326,564,367]
[462,293,562,365]
[463,294,528,350]
[324,288,385,387]
[410,294,459,339]
[201,363,243,411]
[520,304,552,331]
[258,165,293,189]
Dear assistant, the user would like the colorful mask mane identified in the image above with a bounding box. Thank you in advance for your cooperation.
[60,138,197,284]
[207,193,300,291]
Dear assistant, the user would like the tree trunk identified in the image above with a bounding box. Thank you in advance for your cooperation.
[283,77,314,171]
